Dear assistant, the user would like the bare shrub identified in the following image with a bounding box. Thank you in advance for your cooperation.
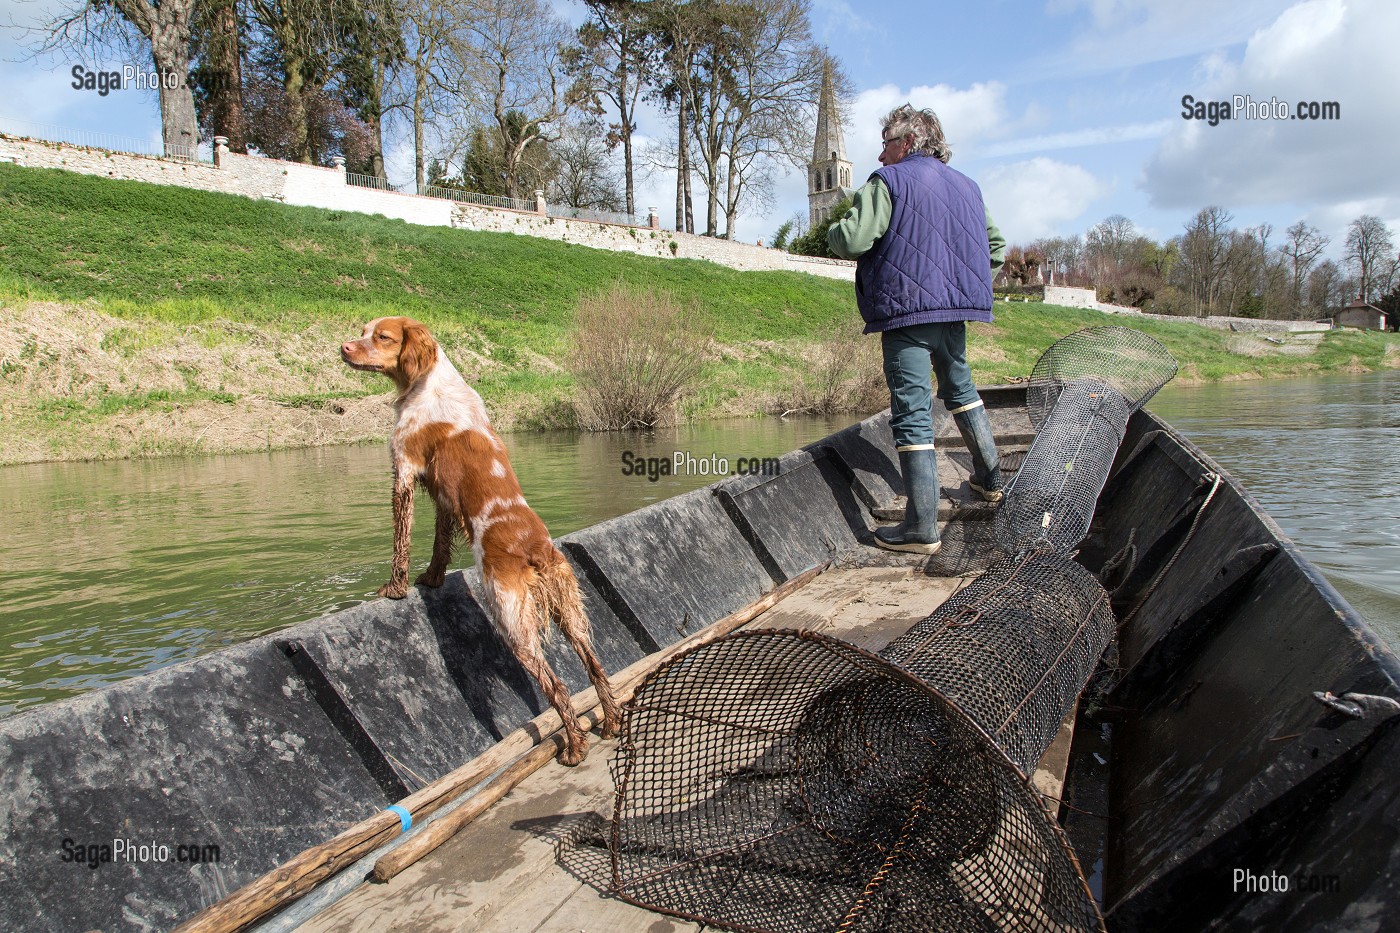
[778,318,887,416]
[568,283,713,430]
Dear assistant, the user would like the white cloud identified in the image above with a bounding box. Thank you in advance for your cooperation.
[981,158,1109,242]
[1140,0,1400,216]
[982,120,1172,158]
[1043,0,1301,75]
[849,82,1009,164]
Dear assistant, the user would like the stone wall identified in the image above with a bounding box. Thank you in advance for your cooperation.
[0,132,855,281]
[1042,285,1331,333]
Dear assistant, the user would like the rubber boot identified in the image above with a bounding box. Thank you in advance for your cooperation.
[875,448,942,554]
[953,404,1004,503]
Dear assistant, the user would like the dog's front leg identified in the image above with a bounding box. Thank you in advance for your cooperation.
[416,507,454,588]
[379,475,415,599]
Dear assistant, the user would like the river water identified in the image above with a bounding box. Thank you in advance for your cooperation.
[1,371,1396,717]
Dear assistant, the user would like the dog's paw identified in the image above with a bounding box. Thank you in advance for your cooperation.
[598,716,622,740]
[376,581,409,600]
[415,569,446,588]
[557,741,588,767]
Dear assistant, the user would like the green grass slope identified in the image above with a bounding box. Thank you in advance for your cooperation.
[1,161,1396,463]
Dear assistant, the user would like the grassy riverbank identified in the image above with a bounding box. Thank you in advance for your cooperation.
[2,162,1397,464]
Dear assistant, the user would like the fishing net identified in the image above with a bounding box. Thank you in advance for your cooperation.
[605,327,1175,932]
[996,327,1177,554]
[610,550,1111,932]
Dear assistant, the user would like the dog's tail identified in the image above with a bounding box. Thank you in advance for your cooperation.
[531,552,590,645]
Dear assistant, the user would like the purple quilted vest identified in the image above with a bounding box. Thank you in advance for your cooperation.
[855,155,994,333]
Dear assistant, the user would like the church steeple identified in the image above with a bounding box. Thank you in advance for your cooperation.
[808,63,853,226]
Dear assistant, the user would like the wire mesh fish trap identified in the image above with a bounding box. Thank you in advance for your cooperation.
[1024,325,1178,432]
[997,327,1177,554]
[880,548,1115,773]
[610,549,1111,932]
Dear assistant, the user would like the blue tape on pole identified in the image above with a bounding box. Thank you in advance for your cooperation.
[386,805,412,832]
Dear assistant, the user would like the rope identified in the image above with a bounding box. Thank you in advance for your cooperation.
[1118,471,1223,629]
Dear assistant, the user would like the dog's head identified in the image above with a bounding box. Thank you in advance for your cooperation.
[341,317,439,391]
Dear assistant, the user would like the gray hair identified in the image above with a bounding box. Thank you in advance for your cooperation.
[882,104,952,163]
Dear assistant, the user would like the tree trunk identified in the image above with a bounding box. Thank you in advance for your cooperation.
[368,57,387,179]
[149,17,199,156]
[285,69,309,162]
[618,65,634,216]
[675,99,688,232]
[113,0,199,156]
[208,0,245,152]
[414,66,428,191]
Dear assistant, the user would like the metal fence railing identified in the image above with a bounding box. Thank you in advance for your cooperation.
[417,184,533,212]
[0,116,208,163]
[546,203,645,226]
[345,172,405,192]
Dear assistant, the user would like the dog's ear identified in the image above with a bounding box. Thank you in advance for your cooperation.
[398,320,439,384]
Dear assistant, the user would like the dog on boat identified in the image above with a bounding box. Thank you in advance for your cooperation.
[340,317,621,766]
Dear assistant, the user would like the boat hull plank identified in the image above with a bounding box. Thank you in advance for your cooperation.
[268,567,653,797]
[1092,412,1400,931]
[714,446,872,581]
[0,639,390,933]
[560,486,777,647]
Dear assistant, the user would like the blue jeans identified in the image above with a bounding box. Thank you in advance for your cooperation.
[881,321,981,448]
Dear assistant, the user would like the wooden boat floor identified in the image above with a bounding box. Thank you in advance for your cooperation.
[300,557,1059,933]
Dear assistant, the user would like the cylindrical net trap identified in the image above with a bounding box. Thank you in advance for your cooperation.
[609,550,1112,932]
[879,548,1114,773]
[996,326,1177,554]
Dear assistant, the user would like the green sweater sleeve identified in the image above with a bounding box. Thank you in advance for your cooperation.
[986,208,1006,274]
[826,177,891,260]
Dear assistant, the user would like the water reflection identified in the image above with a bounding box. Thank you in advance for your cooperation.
[1148,371,1400,645]
[0,415,858,715]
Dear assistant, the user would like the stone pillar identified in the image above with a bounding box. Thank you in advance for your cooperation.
[648,207,660,230]
[333,156,346,176]
[534,189,547,215]
[213,136,229,168]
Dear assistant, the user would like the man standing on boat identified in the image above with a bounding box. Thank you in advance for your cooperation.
[828,103,1006,554]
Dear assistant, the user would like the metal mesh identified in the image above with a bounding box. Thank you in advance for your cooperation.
[602,328,1174,931]
[610,551,1111,932]
[879,549,1115,773]
[996,328,1177,554]
[994,379,1133,554]
[1024,325,1177,432]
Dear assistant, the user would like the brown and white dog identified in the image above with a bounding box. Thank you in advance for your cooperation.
[341,317,621,766]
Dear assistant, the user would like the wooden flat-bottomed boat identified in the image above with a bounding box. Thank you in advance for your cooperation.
[2,376,1396,933]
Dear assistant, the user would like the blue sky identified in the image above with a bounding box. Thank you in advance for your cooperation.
[3,0,1397,258]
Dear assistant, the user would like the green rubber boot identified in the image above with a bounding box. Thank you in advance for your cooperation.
[953,404,1004,503]
[875,448,942,554]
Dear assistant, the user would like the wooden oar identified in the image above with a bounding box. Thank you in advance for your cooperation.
[172,562,827,933]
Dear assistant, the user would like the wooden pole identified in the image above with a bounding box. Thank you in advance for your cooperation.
[172,563,827,933]
[371,561,829,882]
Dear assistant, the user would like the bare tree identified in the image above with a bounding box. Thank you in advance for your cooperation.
[1307,259,1345,315]
[389,0,476,190]
[41,0,200,154]
[245,0,345,163]
[551,124,625,210]
[455,0,595,200]
[1345,214,1396,302]
[1280,220,1329,310]
[716,0,830,238]
[578,0,655,215]
[1176,206,1234,315]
